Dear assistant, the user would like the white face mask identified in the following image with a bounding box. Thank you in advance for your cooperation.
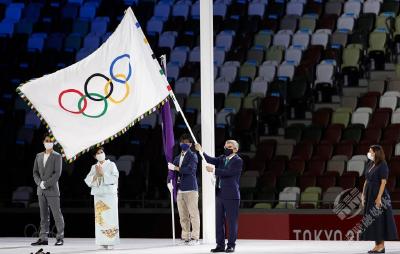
[367,152,374,161]
[96,152,106,162]
[44,142,53,150]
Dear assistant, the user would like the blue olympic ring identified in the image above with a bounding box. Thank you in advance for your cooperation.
[110,54,132,84]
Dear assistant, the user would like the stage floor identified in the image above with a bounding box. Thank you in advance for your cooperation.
[1,238,400,254]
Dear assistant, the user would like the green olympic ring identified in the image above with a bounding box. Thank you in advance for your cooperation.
[77,92,108,118]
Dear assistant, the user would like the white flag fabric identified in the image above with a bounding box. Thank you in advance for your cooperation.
[16,8,170,161]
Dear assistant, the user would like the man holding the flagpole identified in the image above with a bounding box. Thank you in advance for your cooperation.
[195,140,242,253]
[168,134,200,246]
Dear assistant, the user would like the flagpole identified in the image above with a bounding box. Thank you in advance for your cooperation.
[169,184,176,245]
[160,55,205,161]
[160,54,214,245]
[160,55,176,245]
[200,0,216,244]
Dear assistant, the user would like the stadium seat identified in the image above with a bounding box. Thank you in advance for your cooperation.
[325,1,342,17]
[280,15,298,33]
[362,127,382,143]
[286,1,304,17]
[299,175,317,192]
[286,159,306,176]
[331,111,350,127]
[344,1,361,17]
[298,16,315,33]
[312,108,332,128]
[79,2,97,20]
[273,29,292,49]
[369,108,391,129]
[299,192,319,208]
[305,159,326,176]
[326,159,346,176]
[347,156,366,176]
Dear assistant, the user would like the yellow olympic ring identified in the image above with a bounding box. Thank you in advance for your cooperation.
[104,73,130,104]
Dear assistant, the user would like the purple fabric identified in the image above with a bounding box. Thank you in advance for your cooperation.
[161,100,178,202]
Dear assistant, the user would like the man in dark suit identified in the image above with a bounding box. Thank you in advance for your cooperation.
[168,134,200,245]
[31,135,64,246]
[195,140,242,253]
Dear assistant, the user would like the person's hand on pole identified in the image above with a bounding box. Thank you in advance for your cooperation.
[167,162,175,170]
[167,181,174,193]
[206,164,215,173]
[194,143,203,153]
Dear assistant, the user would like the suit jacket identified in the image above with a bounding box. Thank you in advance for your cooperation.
[173,149,198,191]
[204,153,243,200]
[33,151,63,197]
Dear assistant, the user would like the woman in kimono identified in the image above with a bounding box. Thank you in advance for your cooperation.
[85,147,120,250]
[361,145,398,253]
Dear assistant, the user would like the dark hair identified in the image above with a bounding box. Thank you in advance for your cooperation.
[92,146,104,157]
[180,133,192,143]
[43,134,52,141]
[370,145,385,165]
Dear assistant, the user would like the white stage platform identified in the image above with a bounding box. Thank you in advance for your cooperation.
[1,238,400,254]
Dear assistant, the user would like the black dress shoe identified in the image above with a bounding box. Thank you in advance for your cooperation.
[31,239,48,246]
[211,246,226,253]
[55,239,64,246]
[33,248,47,254]
[226,246,235,253]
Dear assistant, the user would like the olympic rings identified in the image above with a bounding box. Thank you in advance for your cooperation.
[84,73,114,101]
[110,54,132,84]
[78,92,108,118]
[58,89,88,114]
[104,74,130,104]
[58,54,132,118]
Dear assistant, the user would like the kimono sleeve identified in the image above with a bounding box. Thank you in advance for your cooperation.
[84,165,96,187]
[103,162,119,185]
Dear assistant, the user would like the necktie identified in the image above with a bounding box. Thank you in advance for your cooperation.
[219,158,229,188]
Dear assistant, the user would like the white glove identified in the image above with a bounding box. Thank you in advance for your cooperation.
[40,181,46,190]
[168,162,176,170]
[167,182,174,192]
[206,163,215,173]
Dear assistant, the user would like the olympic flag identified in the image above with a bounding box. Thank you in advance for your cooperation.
[16,8,171,161]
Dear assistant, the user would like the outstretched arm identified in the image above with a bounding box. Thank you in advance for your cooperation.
[194,143,219,165]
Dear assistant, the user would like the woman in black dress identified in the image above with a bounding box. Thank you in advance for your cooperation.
[361,145,398,253]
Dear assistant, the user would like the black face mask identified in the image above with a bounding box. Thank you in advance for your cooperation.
[224,147,234,156]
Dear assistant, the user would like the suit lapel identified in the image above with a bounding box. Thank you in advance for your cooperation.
[224,154,236,168]
[181,151,189,166]
[38,153,44,170]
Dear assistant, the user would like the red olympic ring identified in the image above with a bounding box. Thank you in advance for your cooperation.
[58,89,88,114]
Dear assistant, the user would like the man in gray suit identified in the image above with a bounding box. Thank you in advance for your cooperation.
[31,135,65,246]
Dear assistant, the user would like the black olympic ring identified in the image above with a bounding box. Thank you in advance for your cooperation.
[84,73,114,102]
